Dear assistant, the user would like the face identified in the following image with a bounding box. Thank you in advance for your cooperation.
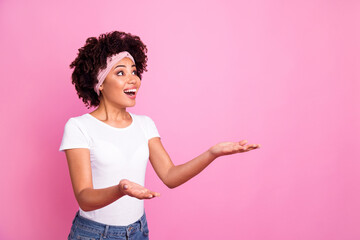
[99,57,141,108]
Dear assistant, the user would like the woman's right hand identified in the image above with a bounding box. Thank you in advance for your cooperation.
[118,179,160,199]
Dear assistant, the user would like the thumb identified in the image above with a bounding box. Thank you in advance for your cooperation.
[239,140,248,145]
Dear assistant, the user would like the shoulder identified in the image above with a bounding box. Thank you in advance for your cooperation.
[130,113,159,134]
[129,112,160,140]
[65,113,89,124]
[130,112,155,124]
[62,114,91,131]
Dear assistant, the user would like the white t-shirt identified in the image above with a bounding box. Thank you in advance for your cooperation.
[59,112,160,226]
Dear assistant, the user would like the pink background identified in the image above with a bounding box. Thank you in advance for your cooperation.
[1,0,359,239]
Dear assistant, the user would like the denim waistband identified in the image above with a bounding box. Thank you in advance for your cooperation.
[72,211,147,238]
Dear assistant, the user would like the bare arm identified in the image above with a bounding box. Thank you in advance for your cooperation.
[65,148,160,212]
[149,138,260,189]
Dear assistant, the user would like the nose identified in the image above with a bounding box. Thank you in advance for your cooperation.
[128,74,139,85]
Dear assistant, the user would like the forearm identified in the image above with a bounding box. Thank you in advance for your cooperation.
[76,185,124,211]
[165,150,217,189]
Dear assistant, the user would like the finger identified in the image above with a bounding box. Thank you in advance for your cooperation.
[235,144,246,151]
[146,192,158,198]
[237,144,260,153]
[120,179,130,188]
[239,140,248,146]
[136,190,151,199]
[250,144,260,149]
[138,188,154,198]
[245,144,259,151]
[151,191,161,197]
[146,190,160,198]
[241,145,253,152]
[246,145,257,150]
[233,144,242,151]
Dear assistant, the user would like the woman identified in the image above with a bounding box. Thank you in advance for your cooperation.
[59,31,260,240]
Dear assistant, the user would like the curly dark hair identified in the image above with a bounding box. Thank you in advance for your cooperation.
[69,31,148,108]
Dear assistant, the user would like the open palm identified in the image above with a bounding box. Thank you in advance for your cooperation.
[119,179,160,200]
[209,139,260,158]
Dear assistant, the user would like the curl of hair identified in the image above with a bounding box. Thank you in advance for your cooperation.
[69,31,148,108]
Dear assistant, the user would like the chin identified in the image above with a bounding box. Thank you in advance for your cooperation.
[127,101,136,107]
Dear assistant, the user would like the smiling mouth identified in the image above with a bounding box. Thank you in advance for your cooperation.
[124,89,136,96]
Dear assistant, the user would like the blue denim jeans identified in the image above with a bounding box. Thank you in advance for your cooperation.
[68,211,149,240]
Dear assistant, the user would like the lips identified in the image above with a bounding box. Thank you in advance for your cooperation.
[123,88,137,98]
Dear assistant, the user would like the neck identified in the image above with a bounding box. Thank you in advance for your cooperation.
[92,96,130,121]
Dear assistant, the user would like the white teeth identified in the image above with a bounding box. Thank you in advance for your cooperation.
[124,89,136,93]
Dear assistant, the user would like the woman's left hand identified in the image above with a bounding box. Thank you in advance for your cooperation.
[208,140,260,158]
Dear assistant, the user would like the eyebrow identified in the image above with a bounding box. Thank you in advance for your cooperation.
[114,64,136,69]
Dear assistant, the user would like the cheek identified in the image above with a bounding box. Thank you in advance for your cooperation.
[106,81,125,96]
[111,79,126,89]
[137,77,141,86]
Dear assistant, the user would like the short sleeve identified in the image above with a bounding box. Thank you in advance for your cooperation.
[144,116,160,141]
[59,118,91,152]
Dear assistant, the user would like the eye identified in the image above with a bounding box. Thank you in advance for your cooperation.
[132,70,137,75]
[117,71,124,76]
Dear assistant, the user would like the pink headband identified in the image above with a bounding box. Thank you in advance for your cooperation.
[95,51,136,95]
